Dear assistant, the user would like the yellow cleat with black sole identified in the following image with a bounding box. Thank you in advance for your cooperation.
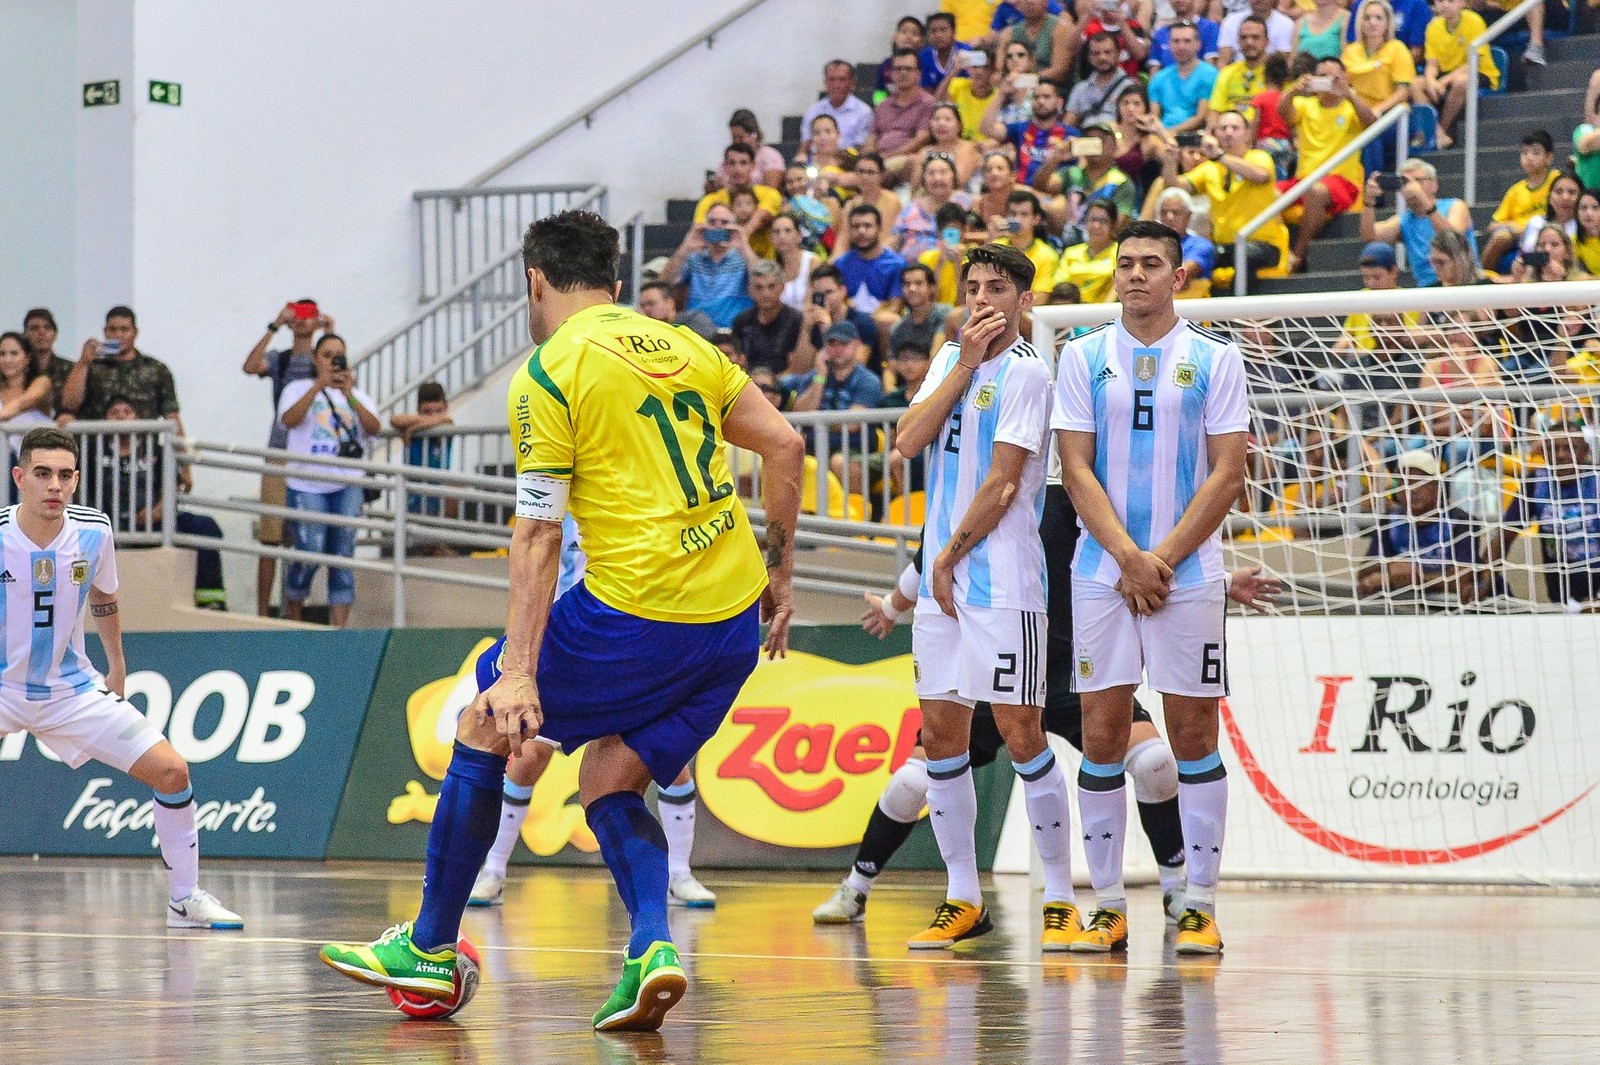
[1041,902,1084,952]
[907,899,992,950]
[1068,908,1129,953]
[1174,908,1224,954]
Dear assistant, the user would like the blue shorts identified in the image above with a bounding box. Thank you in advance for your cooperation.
[476,582,760,785]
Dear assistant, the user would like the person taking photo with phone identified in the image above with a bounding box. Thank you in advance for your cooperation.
[63,306,189,492]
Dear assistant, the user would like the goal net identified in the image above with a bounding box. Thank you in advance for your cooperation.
[1030,280,1600,885]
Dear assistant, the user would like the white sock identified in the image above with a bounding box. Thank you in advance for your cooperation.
[925,754,981,906]
[482,780,533,879]
[153,787,199,902]
[1177,752,1229,915]
[658,779,698,880]
[1014,749,1074,905]
[1077,759,1127,912]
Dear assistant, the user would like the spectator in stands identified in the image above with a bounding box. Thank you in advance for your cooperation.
[1358,450,1485,603]
[713,331,746,368]
[1063,32,1138,131]
[709,110,785,191]
[796,116,859,223]
[21,309,72,421]
[779,164,836,253]
[1419,0,1500,150]
[983,79,1071,186]
[1165,110,1288,278]
[916,202,976,305]
[65,308,187,469]
[1079,0,1150,76]
[1210,16,1271,116]
[1219,0,1294,63]
[937,46,999,139]
[974,150,1022,223]
[1052,198,1121,302]
[803,61,874,151]
[888,263,952,358]
[1156,187,1216,297]
[662,205,761,329]
[1251,52,1298,180]
[1343,0,1416,174]
[1003,0,1083,85]
[991,0,1068,37]
[1111,85,1168,194]
[277,333,380,627]
[908,103,983,189]
[1343,0,1431,64]
[1479,130,1560,270]
[1518,172,1583,257]
[795,262,881,372]
[994,189,1060,294]
[1499,225,1593,378]
[995,41,1040,128]
[1046,281,1083,305]
[770,213,822,312]
[838,153,904,245]
[868,49,938,177]
[1149,0,1220,70]
[1478,0,1548,67]
[832,203,906,342]
[847,340,932,500]
[636,279,717,340]
[1575,189,1600,277]
[1360,158,1477,287]
[920,12,964,88]
[87,396,227,609]
[889,154,973,259]
[388,380,458,539]
[0,332,54,478]
[1576,79,1600,191]
[731,261,805,375]
[695,143,782,247]
[1278,57,1376,272]
[1148,21,1218,132]
[783,321,884,456]
[1036,118,1139,234]
[1427,228,1485,289]
[728,187,775,259]
[1296,0,1349,61]
[244,299,331,615]
[1500,422,1600,609]
[877,16,928,93]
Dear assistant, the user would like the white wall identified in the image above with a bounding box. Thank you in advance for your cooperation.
[23,0,900,453]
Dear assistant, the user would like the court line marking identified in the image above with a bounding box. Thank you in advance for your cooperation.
[2,928,1596,985]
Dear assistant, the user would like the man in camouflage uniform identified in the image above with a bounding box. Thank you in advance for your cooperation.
[64,305,189,488]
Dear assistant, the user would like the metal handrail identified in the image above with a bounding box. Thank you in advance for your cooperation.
[413,183,608,301]
[1465,0,1542,204]
[1234,103,1410,295]
[462,0,776,189]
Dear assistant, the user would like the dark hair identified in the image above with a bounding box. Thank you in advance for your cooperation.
[1085,198,1121,226]
[809,262,845,286]
[901,262,936,286]
[1087,30,1119,48]
[809,112,840,134]
[1522,129,1554,153]
[729,186,760,206]
[520,210,620,293]
[1240,14,1269,32]
[1263,52,1290,87]
[724,141,757,162]
[0,331,30,378]
[847,202,882,225]
[103,393,138,413]
[927,11,955,31]
[1169,19,1201,38]
[1577,188,1600,239]
[824,59,853,75]
[960,242,1036,293]
[934,202,969,228]
[1214,108,1249,127]
[18,427,76,467]
[895,17,924,32]
[1117,83,1150,109]
[1288,51,1319,79]
[1048,281,1083,305]
[728,108,761,137]
[854,151,886,173]
[22,308,56,331]
[1117,218,1184,267]
[892,47,920,61]
[106,305,136,325]
[417,381,447,406]
[314,332,346,353]
[895,342,933,359]
[1006,189,1044,217]
[639,279,677,304]
[1316,55,1345,71]
[930,102,963,130]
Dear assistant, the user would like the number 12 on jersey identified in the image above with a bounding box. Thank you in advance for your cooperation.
[638,389,733,509]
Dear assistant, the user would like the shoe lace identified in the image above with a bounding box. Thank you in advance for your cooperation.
[928,901,967,930]
[1088,909,1123,933]
[376,923,411,945]
[1043,905,1075,932]
[1177,910,1210,934]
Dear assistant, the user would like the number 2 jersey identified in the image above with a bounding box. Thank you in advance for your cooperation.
[913,336,1054,612]
[1052,317,1248,590]
[508,303,765,623]
[0,505,118,702]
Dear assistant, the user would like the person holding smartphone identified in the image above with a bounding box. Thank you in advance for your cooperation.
[1277,56,1376,272]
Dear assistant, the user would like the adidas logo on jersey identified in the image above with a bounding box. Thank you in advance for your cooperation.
[0,570,12,584]
[1094,367,1117,383]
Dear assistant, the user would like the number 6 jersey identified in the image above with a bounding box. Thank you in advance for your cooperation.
[0,504,118,702]
[508,304,764,623]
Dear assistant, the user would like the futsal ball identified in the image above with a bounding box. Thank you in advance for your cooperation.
[387,936,482,1020]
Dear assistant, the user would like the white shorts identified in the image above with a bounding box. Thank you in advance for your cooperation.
[0,687,163,771]
[912,599,1047,708]
[1071,578,1228,697]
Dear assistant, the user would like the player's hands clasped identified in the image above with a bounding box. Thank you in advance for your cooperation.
[474,669,544,760]
[1116,549,1173,616]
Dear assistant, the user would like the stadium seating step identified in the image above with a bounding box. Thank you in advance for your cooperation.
[1250,270,1365,296]
[1476,87,1592,122]
[666,199,697,224]
[782,115,803,143]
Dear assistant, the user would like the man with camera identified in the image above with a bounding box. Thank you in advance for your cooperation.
[1277,57,1375,272]
[1160,110,1289,278]
[662,204,761,330]
[1359,159,1477,288]
[64,306,190,492]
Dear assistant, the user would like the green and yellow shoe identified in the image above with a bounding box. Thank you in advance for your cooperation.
[319,922,457,999]
[592,941,687,1032]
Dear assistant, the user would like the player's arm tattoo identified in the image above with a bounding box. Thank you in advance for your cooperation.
[764,522,790,570]
[91,601,118,618]
[944,529,974,562]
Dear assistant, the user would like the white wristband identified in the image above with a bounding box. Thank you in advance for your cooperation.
[878,592,903,623]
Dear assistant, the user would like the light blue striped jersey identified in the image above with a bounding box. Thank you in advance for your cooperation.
[557,514,585,599]
[0,505,118,702]
[1051,317,1248,589]
[913,337,1053,610]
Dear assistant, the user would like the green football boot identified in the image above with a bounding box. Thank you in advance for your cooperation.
[592,940,688,1032]
[319,922,458,999]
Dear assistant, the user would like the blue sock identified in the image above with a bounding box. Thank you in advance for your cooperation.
[586,791,672,958]
[412,743,507,952]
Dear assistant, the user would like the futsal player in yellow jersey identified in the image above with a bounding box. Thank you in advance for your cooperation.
[322,211,805,1032]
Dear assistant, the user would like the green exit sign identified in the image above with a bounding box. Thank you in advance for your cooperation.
[148,80,182,106]
[82,80,120,107]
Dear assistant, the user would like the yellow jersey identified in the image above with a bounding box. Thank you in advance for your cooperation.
[1342,39,1415,108]
[1425,11,1499,88]
[943,0,999,43]
[1185,151,1288,253]
[998,235,1061,294]
[948,78,998,140]
[1576,235,1600,276]
[1492,169,1559,227]
[1209,59,1267,114]
[508,303,766,623]
[1052,242,1119,303]
[919,246,964,305]
[694,185,785,258]
[1290,96,1367,190]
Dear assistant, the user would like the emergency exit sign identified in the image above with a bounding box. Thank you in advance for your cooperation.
[148,81,182,106]
[82,80,120,107]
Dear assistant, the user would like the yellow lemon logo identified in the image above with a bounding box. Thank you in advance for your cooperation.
[388,639,596,856]
[698,652,922,848]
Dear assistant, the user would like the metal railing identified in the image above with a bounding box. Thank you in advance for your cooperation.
[1233,103,1409,295]
[1465,0,1542,205]
[414,184,607,302]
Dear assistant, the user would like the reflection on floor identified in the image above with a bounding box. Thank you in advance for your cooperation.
[3,858,1596,1064]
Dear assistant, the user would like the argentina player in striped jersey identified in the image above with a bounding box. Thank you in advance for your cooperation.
[0,428,240,929]
[1052,220,1248,956]
[894,243,1084,952]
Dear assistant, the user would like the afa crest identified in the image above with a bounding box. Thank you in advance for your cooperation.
[70,560,88,585]
[1078,654,1094,680]
[1174,362,1197,388]
[974,384,997,411]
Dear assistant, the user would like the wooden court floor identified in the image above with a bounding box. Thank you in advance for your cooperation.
[3,858,1596,1064]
